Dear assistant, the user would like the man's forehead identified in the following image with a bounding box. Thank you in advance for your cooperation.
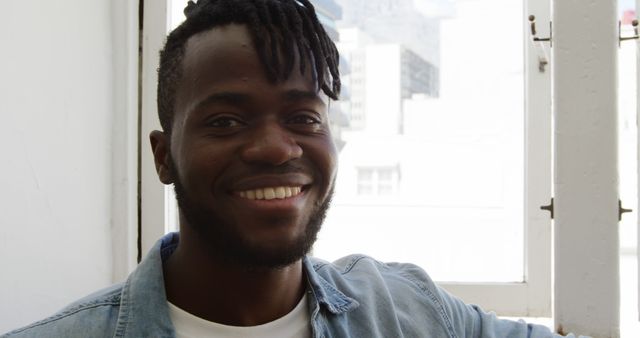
[174,23,329,116]
[180,23,322,93]
[183,24,254,63]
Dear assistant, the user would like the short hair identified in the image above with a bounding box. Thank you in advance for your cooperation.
[157,0,341,134]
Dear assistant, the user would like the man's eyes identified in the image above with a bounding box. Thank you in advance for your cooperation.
[202,111,323,133]
[287,113,322,125]
[206,115,246,129]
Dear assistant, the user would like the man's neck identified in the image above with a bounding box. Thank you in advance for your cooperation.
[162,232,306,326]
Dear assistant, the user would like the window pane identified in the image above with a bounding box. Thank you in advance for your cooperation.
[313,0,525,283]
[358,168,373,181]
[357,184,374,195]
[378,169,392,181]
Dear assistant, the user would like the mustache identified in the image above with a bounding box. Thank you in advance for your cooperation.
[167,152,311,179]
[232,162,311,177]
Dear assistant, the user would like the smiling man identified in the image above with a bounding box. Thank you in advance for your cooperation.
[152,9,339,332]
[2,1,582,337]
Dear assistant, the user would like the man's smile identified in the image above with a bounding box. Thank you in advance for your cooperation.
[230,186,309,213]
[228,172,314,202]
[237,186,303,200]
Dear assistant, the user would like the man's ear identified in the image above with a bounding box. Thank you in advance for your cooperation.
[149,130,174,184]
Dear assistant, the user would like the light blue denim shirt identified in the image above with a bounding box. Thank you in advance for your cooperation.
[3,233,580,337]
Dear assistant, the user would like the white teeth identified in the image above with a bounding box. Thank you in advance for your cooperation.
[264,187,276,200]
[246,190,256,200]
[237,186,303,200]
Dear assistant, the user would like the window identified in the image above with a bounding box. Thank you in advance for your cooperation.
[312,0,551,316]
[356,166,399,196]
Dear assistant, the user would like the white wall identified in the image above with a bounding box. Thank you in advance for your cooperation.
[0,0,123,332]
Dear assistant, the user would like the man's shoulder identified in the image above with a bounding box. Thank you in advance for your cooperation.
[306,254,464,336]
[2,283,124,338]
[308,254,440,296]
[310,254,435,281]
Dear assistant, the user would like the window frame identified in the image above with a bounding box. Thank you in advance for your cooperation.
[437,0,552,316]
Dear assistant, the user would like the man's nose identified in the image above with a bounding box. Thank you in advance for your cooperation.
[240,124,303,165]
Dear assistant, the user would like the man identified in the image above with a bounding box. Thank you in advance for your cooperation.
[3,1,580,337]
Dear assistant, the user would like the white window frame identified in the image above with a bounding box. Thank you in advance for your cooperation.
[436,0,552,317]
[140,0,170,256]
[637,0,640,324]
[111,0,141,282]
[138,0,553,317]
[551,1,620,335]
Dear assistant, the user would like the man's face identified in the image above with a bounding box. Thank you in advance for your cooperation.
[155,24,337,268]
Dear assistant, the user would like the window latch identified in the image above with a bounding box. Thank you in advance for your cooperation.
[540,198,554,219]
[528,15,552,73]
[540,198,631,221]
[618,199,633,221]
[618,19,639,48]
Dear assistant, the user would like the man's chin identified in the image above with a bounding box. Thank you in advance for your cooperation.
[199,229,317,270]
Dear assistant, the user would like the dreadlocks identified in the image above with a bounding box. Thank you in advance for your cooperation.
[157,0,341,134]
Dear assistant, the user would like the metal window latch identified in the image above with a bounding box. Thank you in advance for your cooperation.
[541,198,631,221]
[528,15,552,73]
[618,19,639,47]
[540,198,554,219]
[618,199,633,221]
[540,198,631,221]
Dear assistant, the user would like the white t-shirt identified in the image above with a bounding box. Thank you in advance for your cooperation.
[167,294,312,338]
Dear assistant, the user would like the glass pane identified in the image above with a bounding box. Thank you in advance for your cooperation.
[358,168,374,181]
[357,184,374,195]
[378,169,392,181]
[168,0,189,31]
[313,0,525,283]
[377,185,393,195]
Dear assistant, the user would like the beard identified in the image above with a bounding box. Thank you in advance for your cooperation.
[169,160,333,270]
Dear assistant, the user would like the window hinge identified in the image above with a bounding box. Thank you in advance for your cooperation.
[618,199,633,221]
[528,15,552,73]
[618,19,639,48]
[542,198,632,221]
[540,198,554,219]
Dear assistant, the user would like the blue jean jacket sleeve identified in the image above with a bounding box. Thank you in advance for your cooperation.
[429,272,583,337]
[369,260,587,338]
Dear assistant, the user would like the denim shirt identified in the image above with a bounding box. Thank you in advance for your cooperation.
[3,233,580,338]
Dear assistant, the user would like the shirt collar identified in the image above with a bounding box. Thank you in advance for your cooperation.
[114,233,176,337]
[114,232,358,337]
[303,257,360,314]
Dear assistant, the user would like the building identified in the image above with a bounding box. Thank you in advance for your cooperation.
[338,28,439,134]
[335,0,447,134]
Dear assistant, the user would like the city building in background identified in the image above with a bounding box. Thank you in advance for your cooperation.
[310,0,350,150]
[336,0,448,134]
[314,0,527,284]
